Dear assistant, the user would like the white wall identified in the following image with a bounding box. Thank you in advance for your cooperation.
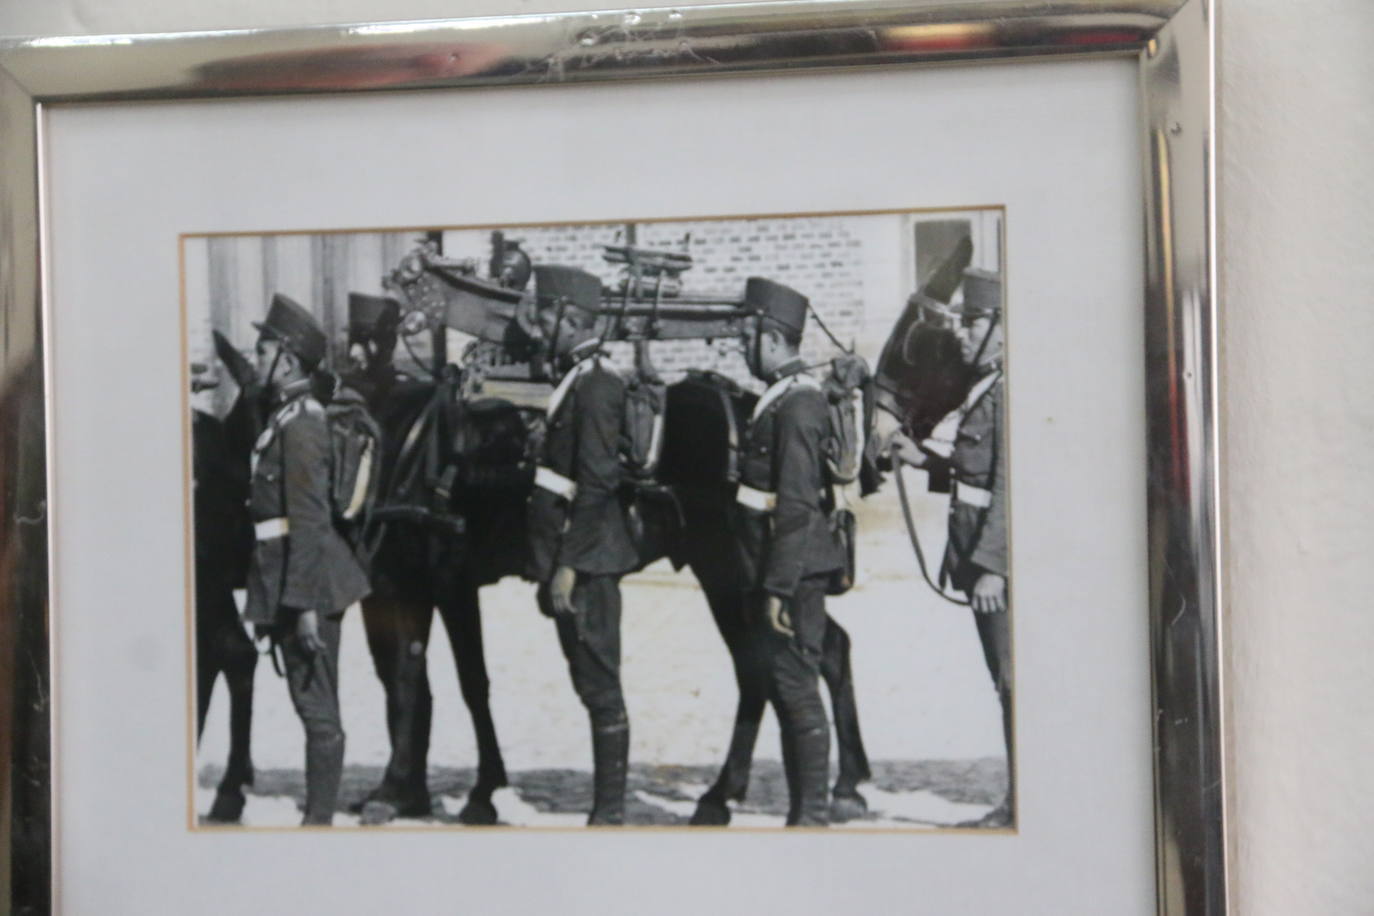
[4,0,1371,911]
[1218,3,1374,913]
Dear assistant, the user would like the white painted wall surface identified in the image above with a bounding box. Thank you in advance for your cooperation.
[3,0,1371,911]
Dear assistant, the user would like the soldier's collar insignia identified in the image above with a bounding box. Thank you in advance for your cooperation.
[272,377,313,406]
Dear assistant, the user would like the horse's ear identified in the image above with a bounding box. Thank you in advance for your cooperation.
[213,330,256,390]
[922,235,973,304]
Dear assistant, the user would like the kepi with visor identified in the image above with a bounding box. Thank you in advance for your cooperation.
[253,292,328,370]
[956,267,1001,320]
[742,276,809,369]
[953,267,1003,371]
[347,292,401,345]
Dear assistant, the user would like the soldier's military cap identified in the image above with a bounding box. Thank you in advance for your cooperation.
[347,292,401,342]
[744,276,809,335]
[958,268,1002,318]
[534,265,603,317]
[253,292,327,370]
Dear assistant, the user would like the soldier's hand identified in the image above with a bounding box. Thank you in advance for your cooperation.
[887,431,927,468]
[766,595,794,637]
[549,566,578,616]
[297,609,326,653]
[971,574,1007,614]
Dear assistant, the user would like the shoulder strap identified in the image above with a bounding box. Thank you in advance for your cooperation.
[751,371,818,423]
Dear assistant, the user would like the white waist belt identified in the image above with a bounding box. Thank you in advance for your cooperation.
[535,465,578,501]
[736,484,777,513]
[255,517,290,540]
[954,481,993,509]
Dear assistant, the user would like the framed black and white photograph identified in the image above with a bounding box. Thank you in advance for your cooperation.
[0,1,1222,913]
[187,209,1011,832]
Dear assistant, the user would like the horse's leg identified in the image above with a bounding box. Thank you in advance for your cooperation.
[820,615,871,822]
[436,578,507,826]
[212,624,258,818]
[195,613,218,745]
[690,583,770,826]
[358,594,436,824]
[204,586,257,823]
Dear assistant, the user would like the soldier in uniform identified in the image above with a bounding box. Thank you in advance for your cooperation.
[243,293,371,826]
[339,292,441,820]
[891,267,1012,828]
[735,277,848,827]
[526,265,640,826]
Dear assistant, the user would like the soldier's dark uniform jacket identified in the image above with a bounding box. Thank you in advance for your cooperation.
[526,354,639,584]
[735,362,847,598]
[244,379,371,624]
[939,371,1007,592]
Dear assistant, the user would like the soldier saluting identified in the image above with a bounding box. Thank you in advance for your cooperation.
[892,267,1012,828]
[526,265,640,826]
[243,293,371,826]
[736,277,849,827]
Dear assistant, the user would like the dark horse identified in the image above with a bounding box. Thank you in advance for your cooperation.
[652,371,873,824]
[348,366,531,825]
[191,344,260,823]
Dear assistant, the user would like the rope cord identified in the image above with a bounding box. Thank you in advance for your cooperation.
[891,445,970,607]
[807,303,852,355]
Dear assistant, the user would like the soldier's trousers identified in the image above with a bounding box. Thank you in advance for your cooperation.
[971,605,1014,808]
[758,574,832,827]
[281,609,345,826]
[541,574,629,825]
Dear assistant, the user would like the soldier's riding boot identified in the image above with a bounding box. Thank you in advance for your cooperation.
[790,726,831,828]
[587,721,629,826]
[780,725,802,826]
[302,727,345,826]
[992,685,1015,825]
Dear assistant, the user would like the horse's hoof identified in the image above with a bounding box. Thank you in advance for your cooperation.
[829,790,868,824]
[457,796,498,826]
[359,799,399,826]
[206,787,246,824]
[689,798,732,827]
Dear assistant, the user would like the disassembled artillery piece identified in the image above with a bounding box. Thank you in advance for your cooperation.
[367,230,761,547]
[383,230,755,388]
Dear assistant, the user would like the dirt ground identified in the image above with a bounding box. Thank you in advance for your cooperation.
[197,758,1005,828]
[196,471,1010,829]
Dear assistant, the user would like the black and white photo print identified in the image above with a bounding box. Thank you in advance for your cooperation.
[185,208,1011,831]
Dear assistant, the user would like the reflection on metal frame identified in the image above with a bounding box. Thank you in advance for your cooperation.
[0,0,1221,912]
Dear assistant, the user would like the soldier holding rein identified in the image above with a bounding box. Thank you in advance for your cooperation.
[736,277,849,827]
[889,267,1012,828]
[243,293,371,826]
[526,265,640,826]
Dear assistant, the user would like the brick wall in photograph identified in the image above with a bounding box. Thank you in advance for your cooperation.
[507,216,865,388]
[190,214,885,401]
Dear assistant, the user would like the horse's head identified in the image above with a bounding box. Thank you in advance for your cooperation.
[873,293,975,445]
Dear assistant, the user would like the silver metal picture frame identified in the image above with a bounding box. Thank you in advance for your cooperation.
[0,0,1221,912]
